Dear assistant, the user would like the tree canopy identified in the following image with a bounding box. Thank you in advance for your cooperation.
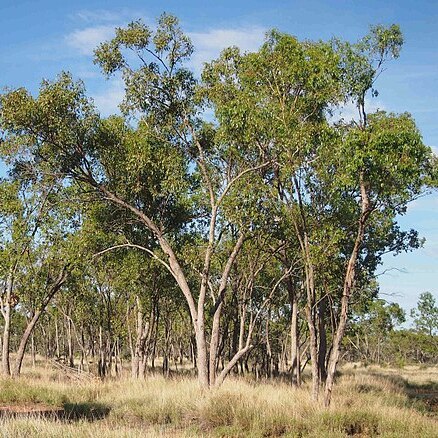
[0,14,436,405]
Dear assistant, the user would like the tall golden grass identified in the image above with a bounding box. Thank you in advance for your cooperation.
[0,362,436,437]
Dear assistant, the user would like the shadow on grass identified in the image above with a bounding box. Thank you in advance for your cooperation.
[361,370,438,415]
[62,402,110,421]
[404,381,438,414]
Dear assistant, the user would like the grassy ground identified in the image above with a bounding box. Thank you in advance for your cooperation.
[0,361,436,437]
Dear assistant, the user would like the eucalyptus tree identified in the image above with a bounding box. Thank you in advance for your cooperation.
[210,228,294,385]
[0,178,72,376]
[0,180,23,375]
[1,13,436,403]
[0,14,270,387]
[12,243,70,376]
[410,292,438,337]
[202,24,436,405]
[322,25,436,406]
[202,30,343,399]
[348,298,405,363]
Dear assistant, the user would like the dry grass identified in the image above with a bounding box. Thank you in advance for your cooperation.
[0,362,436,437]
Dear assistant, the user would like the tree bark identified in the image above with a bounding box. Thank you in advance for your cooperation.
[290,292,300,386]
[1,270,14,377]
[13,265,68,376]
[131,296,150,379]
[324,173,370,407]
[55,318,60,359]
[1,302,11,377]
[13,310,42,376]
[318,297,328,383]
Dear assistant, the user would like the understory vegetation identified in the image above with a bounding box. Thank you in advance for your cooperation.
[0,361,437,437]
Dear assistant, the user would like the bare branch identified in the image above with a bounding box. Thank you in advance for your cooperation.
[217,161,271,207]
[93,243,173,274]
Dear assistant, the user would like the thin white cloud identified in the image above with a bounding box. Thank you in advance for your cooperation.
[65,9,149,57]
[67,25,116,56]
[91,79,124,116]
[188,27,266,74]
[189,27,265,52]
[422,243,438,259]
[74,9,136,24]
[65,16,266,67]
[75,69,101,79]
[65,23,267,113]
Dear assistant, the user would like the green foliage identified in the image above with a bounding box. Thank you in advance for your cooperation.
[389,329,438,364]
[95,116,193,230]
[361,24,403,62]
[94,14,195,120]
[0,180,21,216]
[334,24,403,105]
[353,299,406,334]
[202,31,341,158]
[0,14,437,390]
[411,292,438,336]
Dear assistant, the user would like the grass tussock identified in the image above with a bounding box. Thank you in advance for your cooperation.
[0,364,437,437]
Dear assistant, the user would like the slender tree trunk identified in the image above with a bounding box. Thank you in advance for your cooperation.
[40,326,49,359]
[16,266,68,375]
[290,293,300,386]
[13,310,42,376]
[67,317,74,368]
[131,296,149,379]
[162,319,171,378]
[307,307,320,400]
[195,322,209,387]
[98,325,106,378]
[286,274,301,386]
[190,335,196,369]
[265,316,272,378]
[292,176,320,400]
[80,329,86,372]
[324,174,370,407]
[140,353,148,377]
[2,301,11,376]
[303,262,319,400]
[209,303,223,385]
[1,270,14,377]
[151,302,159,371]
[114,338,120,376]
[208,234,245,386]
[31,333,36,367]
[179,339,184,365]
[214,344,252,387]
[55,318,60,359]
[318,297,328,383]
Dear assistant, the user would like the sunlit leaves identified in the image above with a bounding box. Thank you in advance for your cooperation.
[94,14,195,121]
[410,292,438,336]
[94,116,193,230]
[0,72,99,176]
[332,111,433,213]
[361,24,403,62]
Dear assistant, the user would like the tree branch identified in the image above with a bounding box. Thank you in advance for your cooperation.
[93,243,173,274]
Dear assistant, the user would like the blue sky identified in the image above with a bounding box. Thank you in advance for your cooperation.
[1,0,437,319]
